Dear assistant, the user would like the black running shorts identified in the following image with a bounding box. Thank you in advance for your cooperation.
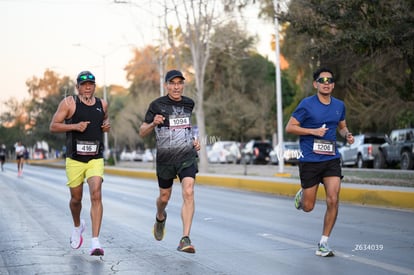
[298,158,343,189]
[156,158,198,189]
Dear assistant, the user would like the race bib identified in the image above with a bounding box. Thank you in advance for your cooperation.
[76,140,99,156]
[313,139,335,155]
[169,114,191,129]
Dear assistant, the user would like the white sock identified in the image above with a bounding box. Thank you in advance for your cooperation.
[320,235,329,244]
[91,237,101,249]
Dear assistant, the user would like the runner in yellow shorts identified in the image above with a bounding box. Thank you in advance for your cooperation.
[49,70,110,256]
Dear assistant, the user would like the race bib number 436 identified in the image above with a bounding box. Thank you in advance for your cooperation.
[313,139,335,155]
[76,140,99,156]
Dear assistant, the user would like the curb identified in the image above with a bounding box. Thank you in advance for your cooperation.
[194,174,414,210]
[37,161,414,211]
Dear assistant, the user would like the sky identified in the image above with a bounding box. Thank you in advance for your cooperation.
[0,0,274,108]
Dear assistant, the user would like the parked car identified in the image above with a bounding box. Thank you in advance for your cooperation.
[32,148,47,160]
[241,140,272,164]
[119,150,135,161]
[374,128,414,170]
[339,134,385,168]
[207,141,241,164]
[270,141,301,165]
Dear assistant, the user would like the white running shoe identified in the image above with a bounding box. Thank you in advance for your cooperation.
[70,219,85,249]
[294,188,303,210]
[315,242,334,257]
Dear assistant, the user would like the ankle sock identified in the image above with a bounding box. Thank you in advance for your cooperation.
[91,237,101,249]
[320,235,329,244]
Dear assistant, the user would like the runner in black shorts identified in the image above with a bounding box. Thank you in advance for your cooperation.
[0,144,6,172]
[286,67,354,257]
[139,69,200,253]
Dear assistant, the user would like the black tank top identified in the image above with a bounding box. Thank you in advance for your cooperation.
[65,96,104,162]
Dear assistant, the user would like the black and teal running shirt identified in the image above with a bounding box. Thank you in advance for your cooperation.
[144,95,197,165]
[65,96,105,163]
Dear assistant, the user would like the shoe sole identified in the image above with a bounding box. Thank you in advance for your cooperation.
[177,245,195,253]
[315,250,334,257]
[90,248,104,256]
[71,236,83,249]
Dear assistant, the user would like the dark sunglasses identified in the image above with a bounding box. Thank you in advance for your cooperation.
[79,74,95,81]
[316,77,334,84]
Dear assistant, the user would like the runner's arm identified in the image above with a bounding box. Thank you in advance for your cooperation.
[285,116,327,137]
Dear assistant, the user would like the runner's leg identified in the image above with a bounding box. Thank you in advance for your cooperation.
[321,176,340,236]
[181,177,195,237]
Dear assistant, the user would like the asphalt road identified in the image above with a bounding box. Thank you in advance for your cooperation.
[0,163,413,275]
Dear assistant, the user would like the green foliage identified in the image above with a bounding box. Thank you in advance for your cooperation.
[0,125,22,153]
[278,0,414,134]
[106,156,115,166]
[204,21,285,142]
[29,82,75,150]
[397,110,414,129]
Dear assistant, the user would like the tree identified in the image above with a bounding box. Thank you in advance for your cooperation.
[204,21,259,141]
[163,0,222,172]
[25,70,74,151]
[163,0,285,169]
[205,20,279,142]
[0,98,31,149]
[118,45,163,152]
[278,0,414,133]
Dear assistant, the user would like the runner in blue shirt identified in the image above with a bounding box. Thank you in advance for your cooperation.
[286,67,354,257]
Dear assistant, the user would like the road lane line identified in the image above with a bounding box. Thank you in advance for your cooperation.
[258,233,413,275]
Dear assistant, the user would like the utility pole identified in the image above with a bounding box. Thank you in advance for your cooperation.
[273,0,285,174]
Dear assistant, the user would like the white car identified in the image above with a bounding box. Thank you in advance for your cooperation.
[119,150,135,161]
[207,141,241,164]
[141,149,154,162]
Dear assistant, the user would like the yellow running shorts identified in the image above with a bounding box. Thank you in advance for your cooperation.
[65,158,104,188]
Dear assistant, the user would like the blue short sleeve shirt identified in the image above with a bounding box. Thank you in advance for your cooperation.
[292,95,346,162]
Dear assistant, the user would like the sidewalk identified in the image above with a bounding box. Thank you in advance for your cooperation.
[38,160,414,210]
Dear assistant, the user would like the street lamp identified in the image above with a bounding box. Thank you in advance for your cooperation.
[72,43,129,160]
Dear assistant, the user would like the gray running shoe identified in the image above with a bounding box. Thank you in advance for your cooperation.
[153,211,167,241]
[294,188,303,210]
[177,236,195,253]
[315,242,334,257]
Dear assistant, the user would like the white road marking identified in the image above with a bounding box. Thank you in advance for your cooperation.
[258,233,414,275]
